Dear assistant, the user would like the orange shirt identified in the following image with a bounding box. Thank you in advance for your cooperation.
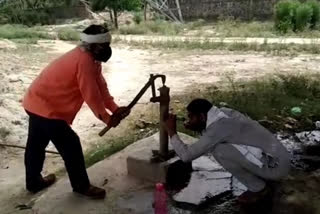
[23,47,118,124]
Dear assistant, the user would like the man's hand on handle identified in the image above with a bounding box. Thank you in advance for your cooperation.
[107,106,131,128]
[114,106,131,120]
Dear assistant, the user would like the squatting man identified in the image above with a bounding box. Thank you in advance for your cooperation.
[165,98,290,204]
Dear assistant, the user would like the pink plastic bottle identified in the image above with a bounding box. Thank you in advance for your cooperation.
[154,183,168,214]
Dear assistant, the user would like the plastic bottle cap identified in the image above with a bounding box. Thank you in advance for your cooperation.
[156,183,165,191]
[291,107,302,116]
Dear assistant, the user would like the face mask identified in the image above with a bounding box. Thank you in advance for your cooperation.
[92,44,112,62]
[184,113,206,132]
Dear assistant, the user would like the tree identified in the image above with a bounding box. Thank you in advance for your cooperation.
[0,0,80,25]
[0,0,78,10]
[91,0,141,29]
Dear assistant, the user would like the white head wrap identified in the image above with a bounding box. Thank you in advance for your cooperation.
[80,32,112,44]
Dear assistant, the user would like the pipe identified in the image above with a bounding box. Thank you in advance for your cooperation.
[0,143,59,155]
[159,86,170,157]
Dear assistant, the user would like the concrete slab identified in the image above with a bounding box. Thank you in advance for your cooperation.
[173,171,231,205]
[117,190,154,214]
[172,155,247,206]
[192,156,223,171]
[32,132,197,214]
[127,132,197,182]
[127,155,178,183]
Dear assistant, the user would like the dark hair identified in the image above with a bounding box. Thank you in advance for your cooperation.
[83,25,109,35]
[187,99,212,114]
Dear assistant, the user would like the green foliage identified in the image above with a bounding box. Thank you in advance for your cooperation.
[57,27,80,41]
[119,24,149,35]
[275,0,320,32]
[306,0,320,28]
[145,20,183,35]
[133,11,143,24]
[289,0,301,31]
[119,20,183,35]
[0,0,79,25]
[275,0,297,33]
[91,0,141,28]
[14,10,55,26]
[84,129,156,168]
[114,38,320,56]
[295,4,313,31]
[0,24,52,40]
[174,74,320,132]
[188,19,206,30]
[0,0,77,10]
[213,20,276,37]
[91,0,141,12]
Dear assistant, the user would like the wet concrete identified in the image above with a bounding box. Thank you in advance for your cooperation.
[278,131,320,171]
[166,130,320,213]
[165,156,244,212]
[117,191,154,214]
[173,171,231,206]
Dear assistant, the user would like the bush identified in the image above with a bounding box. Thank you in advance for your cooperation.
[119,20,183,35]
[145,20,183,35]
[119,24,149,35]
[295,4,313,31]
[133,11,143,24]
[0,24,52,40]
[275,0,296,33]
[178,74,320,132]
[5,10,55,26]
[275,0,319,32]
[306,0,320,28]
[289,0,301,31]
[188,19,206,30]
[57,27,80,41]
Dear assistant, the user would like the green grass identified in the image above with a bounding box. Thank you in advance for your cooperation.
[114,37,320,56]
[211,20,277,37]
[84,135,136,168]
[212,19,319,38]
[56,27,80,41]
[117,19,320,38]
[11,38,39,44]
[187,19,206,30]
[84,128,157,168]
[190,19,320,38]
[172,74,320,133]
[0,24,53,40]
[118,20,184,35]
[0,25,80,42]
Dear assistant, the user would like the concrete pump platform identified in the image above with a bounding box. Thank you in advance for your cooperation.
[127,132,196,182]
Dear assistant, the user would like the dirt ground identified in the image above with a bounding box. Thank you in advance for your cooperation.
[1,39,320,213]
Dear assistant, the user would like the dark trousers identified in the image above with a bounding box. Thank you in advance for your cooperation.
[25,111,90,192]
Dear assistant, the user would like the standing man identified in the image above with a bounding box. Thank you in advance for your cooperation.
[165,99,290,204]
[23,25,129,199]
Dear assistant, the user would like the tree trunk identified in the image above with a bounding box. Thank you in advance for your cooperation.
[144,0,147,21]
[113,9,118,29]
[248,0,253,20]
[109,10,114,23]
